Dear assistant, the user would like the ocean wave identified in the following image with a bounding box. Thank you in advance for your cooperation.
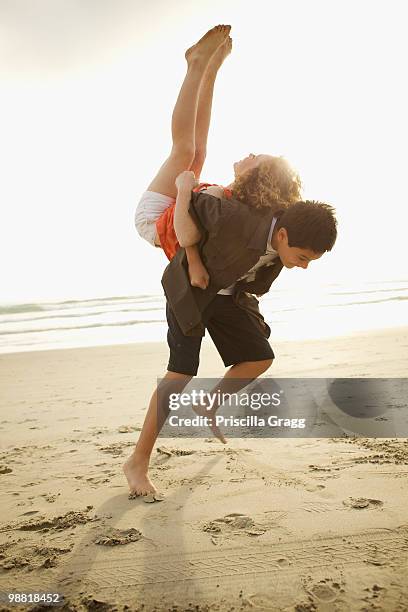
[0,306,164,326]
[0,282,407,353]
[0,294,162,315]
[0,318,166,336]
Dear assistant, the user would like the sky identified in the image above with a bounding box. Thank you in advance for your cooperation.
[1,0,407,303]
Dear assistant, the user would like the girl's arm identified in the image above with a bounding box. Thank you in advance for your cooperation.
[174,172,209,288]
[174,171,201,247]
[175,171,228,290]
[174,171,224,247]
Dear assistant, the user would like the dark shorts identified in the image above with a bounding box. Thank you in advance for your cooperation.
[166,295,274,376]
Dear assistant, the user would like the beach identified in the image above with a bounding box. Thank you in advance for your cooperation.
[1,327,407,611]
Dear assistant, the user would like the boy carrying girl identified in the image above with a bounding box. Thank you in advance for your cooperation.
[125,25,337,496]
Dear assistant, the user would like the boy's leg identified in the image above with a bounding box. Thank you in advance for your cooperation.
[123,360,273,494]
[147,25,230,199]
[194,359,274,443]
[192,296,275,441]
[123,302,203,495]
[123,370,192,495]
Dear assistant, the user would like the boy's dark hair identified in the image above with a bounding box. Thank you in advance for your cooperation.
[275,200,337,253]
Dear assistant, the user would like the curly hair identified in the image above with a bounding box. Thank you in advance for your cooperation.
[231,156,302,212]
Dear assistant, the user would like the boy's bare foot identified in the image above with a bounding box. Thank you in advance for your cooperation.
[206,36,232,74]
[185,25,231,66]
[192,404,227,444]
[188,260,210,290]
[123,452,157,496]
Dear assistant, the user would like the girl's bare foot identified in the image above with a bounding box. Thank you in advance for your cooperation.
[185,25,231,66]
[206,36,232,74]
[123,452,157,496]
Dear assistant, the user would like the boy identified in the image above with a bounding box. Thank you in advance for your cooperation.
[125,178,337,496]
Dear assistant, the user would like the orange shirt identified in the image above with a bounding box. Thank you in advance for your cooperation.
[155,183,232,261]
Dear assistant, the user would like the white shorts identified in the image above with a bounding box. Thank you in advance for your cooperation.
[134,191,175,246]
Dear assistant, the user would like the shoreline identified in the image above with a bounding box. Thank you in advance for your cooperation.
[1,324,407,377]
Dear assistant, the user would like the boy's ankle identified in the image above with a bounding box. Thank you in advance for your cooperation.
[130,448,150,463]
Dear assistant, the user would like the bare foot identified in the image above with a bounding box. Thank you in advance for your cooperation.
[192,404,227,444]
[188,259,210,289]
[206,36,232,74]
[123,452,157,496]
[185,25,231,66]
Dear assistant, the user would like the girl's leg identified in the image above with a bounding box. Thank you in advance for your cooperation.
[185,37,233,288]
[147,25,230,199]
[190,36,232,179]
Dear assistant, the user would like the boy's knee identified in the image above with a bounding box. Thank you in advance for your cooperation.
[261,359,273,372]
[235,358,274,376]
[257,358,274,374]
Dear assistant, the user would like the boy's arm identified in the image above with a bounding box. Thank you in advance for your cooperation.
[174,171,202,247]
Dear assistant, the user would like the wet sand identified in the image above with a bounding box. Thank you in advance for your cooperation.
[0,327,407,611]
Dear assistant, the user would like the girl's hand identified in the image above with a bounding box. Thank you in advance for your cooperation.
[188,259,210,290]
[175,170,198,192]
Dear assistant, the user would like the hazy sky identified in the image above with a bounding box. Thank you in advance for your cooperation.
[1,0,407,302]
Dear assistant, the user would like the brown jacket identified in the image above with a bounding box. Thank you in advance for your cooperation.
[161,191,284,336]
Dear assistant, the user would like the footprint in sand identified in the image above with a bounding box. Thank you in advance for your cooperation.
[12,507,97,532]
[94,527,142,546]
[300,577,344,608]
[309,583,338,602]
[156,446,196,457]
[343,497,384,509]
[40,493,60,503]
[310,578,346,603]
[202,513,267,540]
[86,476,111,486]
[276,557,290,567]
[305,483,326,492]
[308,464,333,473]
[1,544,72,572]
[97,441,134,457]
[118,425,141,433]
[245,593,277,610]
[1,556,31,571]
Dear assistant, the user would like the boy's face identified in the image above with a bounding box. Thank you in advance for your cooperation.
[274,228,323,269]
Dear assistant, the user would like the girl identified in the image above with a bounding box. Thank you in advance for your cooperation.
[134,25,302,289]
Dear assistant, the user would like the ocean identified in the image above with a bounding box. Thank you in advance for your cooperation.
[0,280,407,354]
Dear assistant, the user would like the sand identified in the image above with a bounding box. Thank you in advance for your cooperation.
[0,327,407,611]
